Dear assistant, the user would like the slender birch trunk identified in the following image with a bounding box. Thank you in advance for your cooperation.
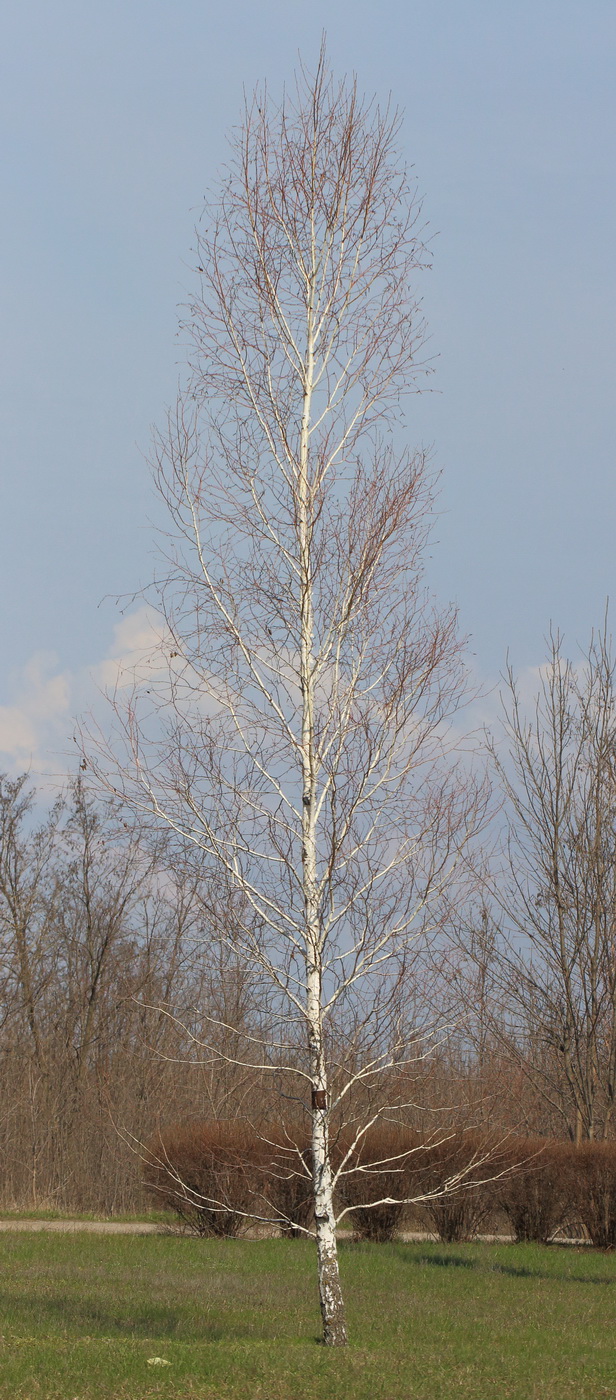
[299,252,347,1345]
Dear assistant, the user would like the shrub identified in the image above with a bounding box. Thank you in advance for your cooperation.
[143,1120,267,1235]
[143,1120,314,1237]
[497,1139,570,1243]
[335,1126,419,1242]
[411,1132,502,1243]
[566,1141,616,1248]
[257,1138,313,1236]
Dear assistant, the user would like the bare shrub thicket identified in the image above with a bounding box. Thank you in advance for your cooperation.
[497,1140,616,1247]
[334,1125,419,1242]
[496,1140,572,1243]
[143,1121,313,1237]
[567,1142,616,1247]
[143,1122,267,1236]
[410,1131,505,1243]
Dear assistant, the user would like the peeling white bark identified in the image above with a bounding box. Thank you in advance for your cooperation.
[311,1091,347,1345]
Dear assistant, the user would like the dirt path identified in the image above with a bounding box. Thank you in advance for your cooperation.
[0,1219,163,1233]
[0,1219,588,1244]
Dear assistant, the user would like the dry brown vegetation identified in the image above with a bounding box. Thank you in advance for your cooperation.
[142,1118,616,1247]
[4,757,616,1231]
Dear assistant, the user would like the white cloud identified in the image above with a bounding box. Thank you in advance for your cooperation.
[0,652,71,777]
[0,607,164,783]
[92,607,168,692]
[0,608,558,789]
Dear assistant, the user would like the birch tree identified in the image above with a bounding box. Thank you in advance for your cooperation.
[94,50,483,1345]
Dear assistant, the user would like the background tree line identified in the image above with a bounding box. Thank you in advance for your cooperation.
[4,618,616,1214]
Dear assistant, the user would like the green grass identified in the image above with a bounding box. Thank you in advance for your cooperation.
[0,1232,615,1399]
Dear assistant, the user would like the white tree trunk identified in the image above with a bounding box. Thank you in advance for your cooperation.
[300,261,347,1346]
[310,1070,347,1346]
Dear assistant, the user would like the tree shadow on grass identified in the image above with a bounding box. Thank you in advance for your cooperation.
[407,1250,615,1287]
[414,1253,475,1270]
[488,1262,615,1286]
[0,1292,258,1340]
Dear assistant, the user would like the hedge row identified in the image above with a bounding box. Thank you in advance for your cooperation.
[143,1122,616,1246]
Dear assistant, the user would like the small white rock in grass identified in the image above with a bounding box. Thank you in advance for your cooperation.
[147,1356,172,1366]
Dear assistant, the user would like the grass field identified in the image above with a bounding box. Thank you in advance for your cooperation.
[0,1232,615,1400]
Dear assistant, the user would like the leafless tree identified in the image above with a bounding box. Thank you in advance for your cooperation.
[89,49,485,1344]
[0,775,61,1072]
[483,624,616,1142]
[0,775,210,1211]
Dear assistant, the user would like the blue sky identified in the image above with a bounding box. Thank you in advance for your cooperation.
[1,0,615,775]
